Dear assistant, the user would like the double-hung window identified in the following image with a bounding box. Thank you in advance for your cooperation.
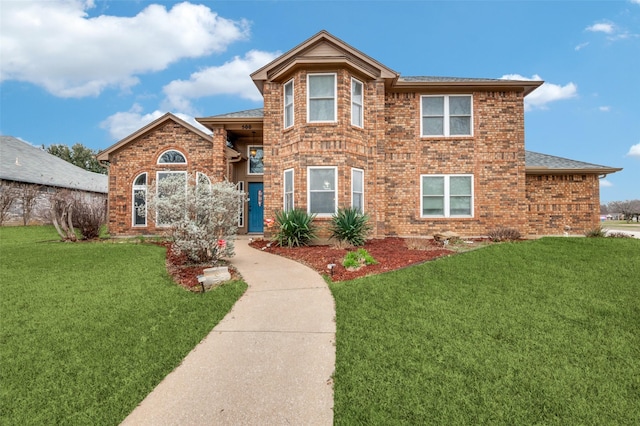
[351,78,363,127]
[283,169,294,212]
[308,73,336,122]
[308,166,337,216]
[132,173,147,226]
[351,168,364,213]
[421,174,473,217]
[421,95,472,136]
[284,80,294,128]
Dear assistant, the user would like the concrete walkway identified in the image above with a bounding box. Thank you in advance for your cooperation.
[121,237,336,425]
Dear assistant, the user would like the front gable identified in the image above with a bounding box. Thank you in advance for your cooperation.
[251,30,399,92]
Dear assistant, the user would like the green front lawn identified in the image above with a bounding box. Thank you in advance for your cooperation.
[0,227,246,425]
[331,238,640,424]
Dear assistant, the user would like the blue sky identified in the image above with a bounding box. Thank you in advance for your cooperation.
[1,0,638,203]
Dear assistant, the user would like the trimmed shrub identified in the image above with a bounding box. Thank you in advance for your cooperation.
[273,209,318,248]
[328,207,372,246]
[487,226,522,242]
[73,196,106,240]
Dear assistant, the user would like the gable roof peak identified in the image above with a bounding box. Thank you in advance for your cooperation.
[251,30,399,93]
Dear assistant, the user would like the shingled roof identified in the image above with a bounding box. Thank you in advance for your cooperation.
[525,151,621,175]
[0,136,108,193]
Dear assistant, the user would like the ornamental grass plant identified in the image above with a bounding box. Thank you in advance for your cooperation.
[272,209,318,247]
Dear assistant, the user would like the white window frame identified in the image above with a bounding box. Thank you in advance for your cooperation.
[236,181,245,227]
[284,79,294,128]
[307,166,338,217]
[351,78,364,128]
[196,172,212,188]
[420,95,473,137]
[155,171,188,226]
[351,168,364,213]
[157,149,187,164]
[132,172,147,227]
[247,145,264,175]
[283,169,294,212]
[420,174,474,218]
[307,73,337,123]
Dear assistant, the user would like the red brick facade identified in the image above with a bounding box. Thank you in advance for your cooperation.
[99,31,615,238]
[102,117,225,235]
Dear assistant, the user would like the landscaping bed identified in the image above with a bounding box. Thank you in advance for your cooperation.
[250,237,458,281]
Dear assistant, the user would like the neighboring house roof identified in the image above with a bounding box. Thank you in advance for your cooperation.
[525,151,622,175]
[0,136,108,193]
[97,112,212,161]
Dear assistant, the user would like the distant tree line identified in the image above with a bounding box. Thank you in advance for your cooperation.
[45,143,107,174]
[600,199,640,222]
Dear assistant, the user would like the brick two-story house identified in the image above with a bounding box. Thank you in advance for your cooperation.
[97,31,620,238]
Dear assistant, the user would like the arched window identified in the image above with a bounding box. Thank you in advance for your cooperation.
[196,172,212,188]
[157,149,187,164]
[132,173,147,226]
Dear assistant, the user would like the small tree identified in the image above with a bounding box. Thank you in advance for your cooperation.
[50,190,77,241]
[147,174,245,264]
[19,183,41,225]
[0,182,18,225]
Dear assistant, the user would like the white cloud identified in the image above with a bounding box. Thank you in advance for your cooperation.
[100,104,209,140]
[574,42,590,51]
[599,106,611,112]
[586,22,615,34]
[500,74,577,111]
[630,0,640,5]
[600,179,613,188]
[0,0,249,98]
[162,50,279,113]
[627,143,640,158]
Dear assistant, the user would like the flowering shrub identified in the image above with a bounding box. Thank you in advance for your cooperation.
[146,174,245,264]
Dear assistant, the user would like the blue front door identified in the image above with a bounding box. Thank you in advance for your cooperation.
[248,182,264,233]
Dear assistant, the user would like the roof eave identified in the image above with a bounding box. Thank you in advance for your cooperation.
[392,79,543,96]
[525,167,623,176]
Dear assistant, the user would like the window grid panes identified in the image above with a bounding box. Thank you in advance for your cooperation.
[284,80,294,128]
[158,150,186,164]
[284,169,294,212]
[421,95,472,137]
[308,74,336,122]
[156,171,187,226]
[421,175,473,217]
[308,167,337,216]
[236,181,244,227]
[248,146,264,175]
[351,168,364,213]
[351,79,363,127]
[132,172,147,226]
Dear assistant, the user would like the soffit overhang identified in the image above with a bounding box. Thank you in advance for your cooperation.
[251,30,399,93]
[525,166,622,176]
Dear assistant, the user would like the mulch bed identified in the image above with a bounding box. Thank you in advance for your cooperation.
[249,237,454,282]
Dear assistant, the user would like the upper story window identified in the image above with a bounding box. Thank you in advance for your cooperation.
[351,78,363,127]
[421,95,472,137]
[284,79,294,128]
[308,166,337,217]
[248,146,264,175]
[308,73,336,122]
[158,149,187,164]
[421,174,473,218]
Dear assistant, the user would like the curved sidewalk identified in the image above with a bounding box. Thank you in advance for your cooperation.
[121,237,336,425]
